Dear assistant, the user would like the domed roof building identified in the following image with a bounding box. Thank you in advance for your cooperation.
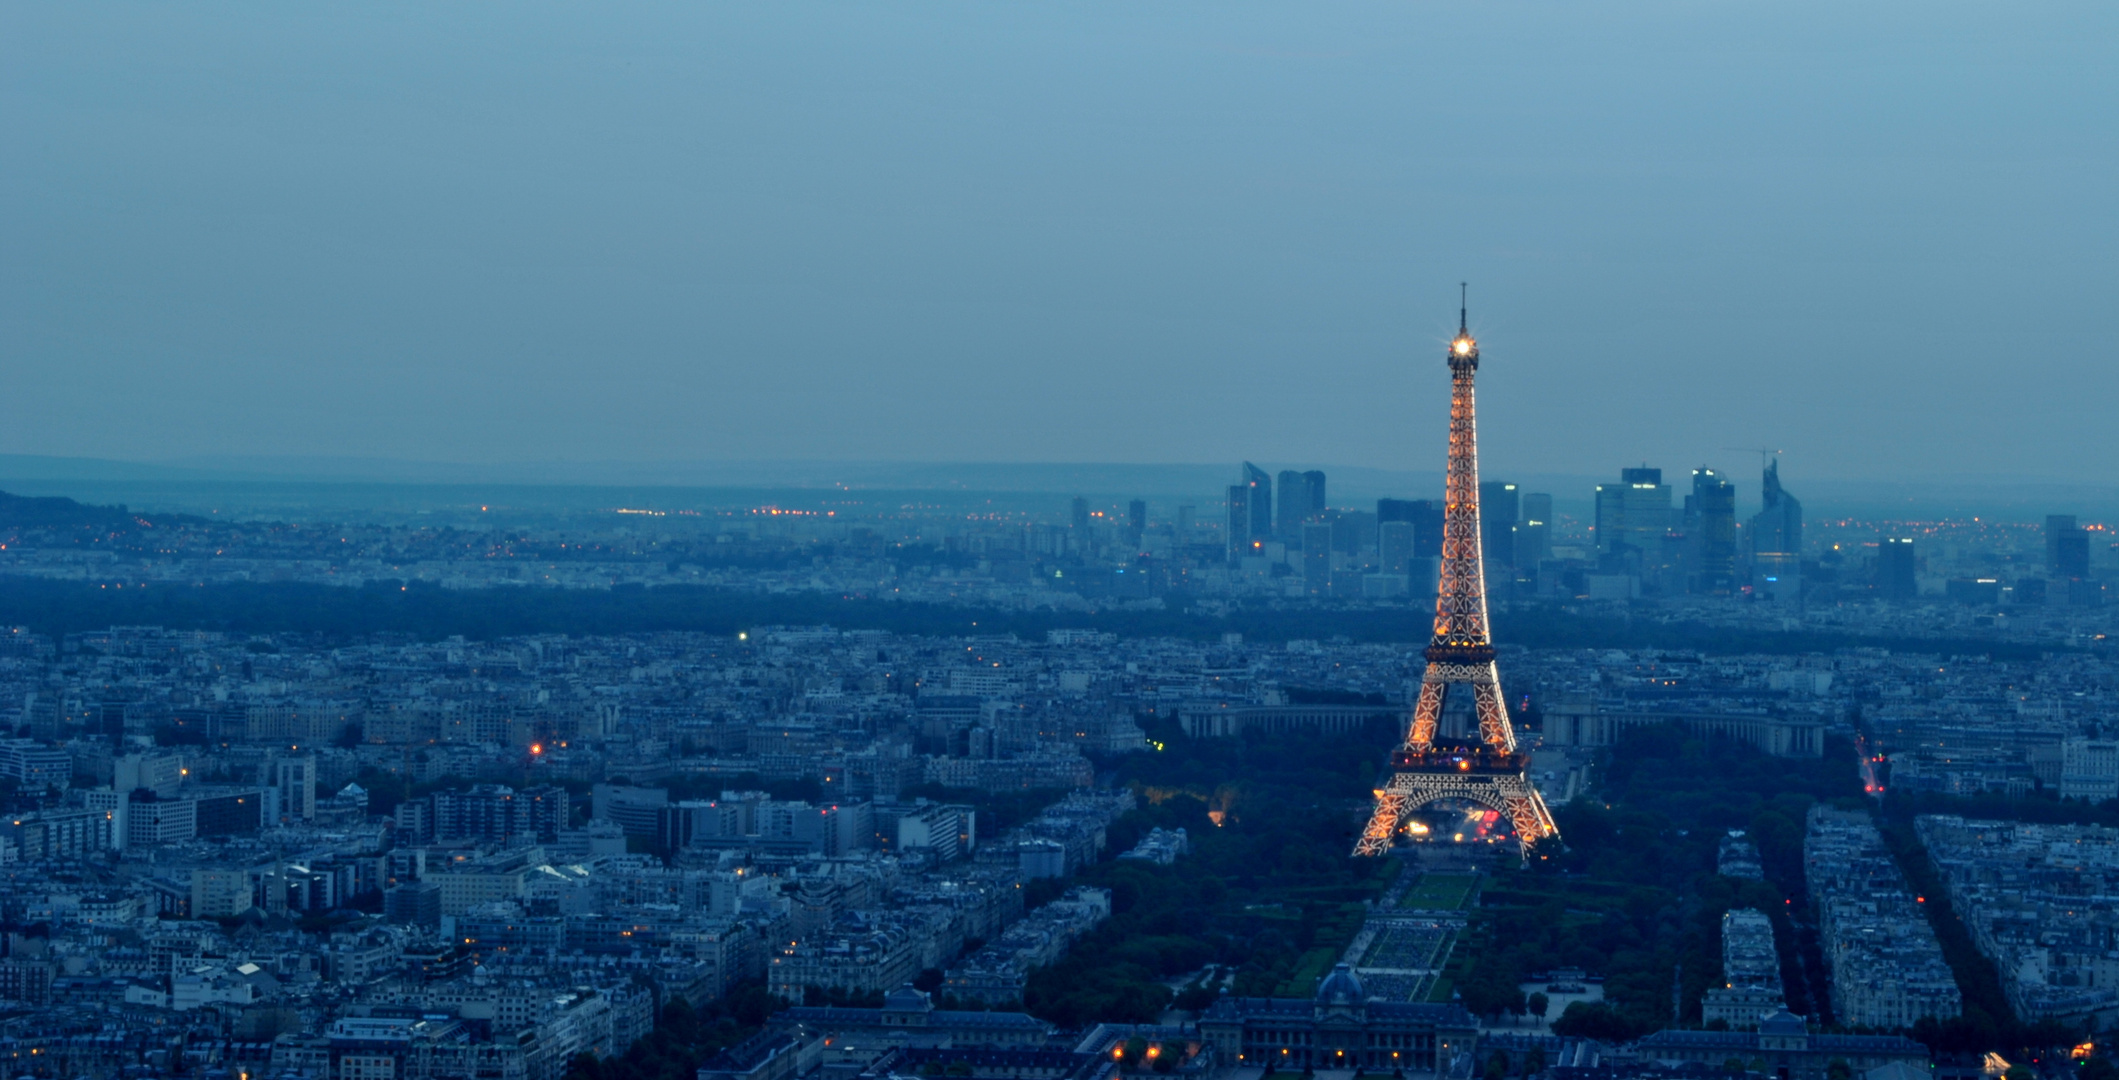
[1196,963,1477,1072]
[1316,964,1367,1010]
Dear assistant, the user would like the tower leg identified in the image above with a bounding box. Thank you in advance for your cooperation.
[1354,793,1408,857]
[1405,680,1446,752]
[1502,791,1558,861]
[1471,670,1515,752]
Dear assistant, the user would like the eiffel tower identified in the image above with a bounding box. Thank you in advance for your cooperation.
[1354,289,1559,860]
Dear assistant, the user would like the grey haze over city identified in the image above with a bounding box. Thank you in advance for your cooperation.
[4,1,2116,505]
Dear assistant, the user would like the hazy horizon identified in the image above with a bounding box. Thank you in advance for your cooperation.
[6,450,2118,525]
[6,3,2116,483]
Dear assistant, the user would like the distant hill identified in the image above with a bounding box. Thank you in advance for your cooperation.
[0,490,201,530]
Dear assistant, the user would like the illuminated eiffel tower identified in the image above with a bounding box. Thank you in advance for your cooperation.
[1354,289,1559,860]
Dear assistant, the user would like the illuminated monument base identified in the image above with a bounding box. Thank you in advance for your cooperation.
[1356,743,1558,858]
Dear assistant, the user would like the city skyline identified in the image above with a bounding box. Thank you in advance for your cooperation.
[6,452,2113,529]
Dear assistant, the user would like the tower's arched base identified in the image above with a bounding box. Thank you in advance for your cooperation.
[1355,769,1557,860]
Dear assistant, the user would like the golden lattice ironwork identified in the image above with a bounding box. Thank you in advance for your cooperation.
[1356,295,1559,860]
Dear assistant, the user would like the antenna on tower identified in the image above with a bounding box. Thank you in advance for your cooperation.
[1459,282,1468,333]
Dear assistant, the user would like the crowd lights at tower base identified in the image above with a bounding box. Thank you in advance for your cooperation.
[1398,808,1505,843]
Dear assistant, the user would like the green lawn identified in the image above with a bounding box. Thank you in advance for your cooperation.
[1397,873,1480,911]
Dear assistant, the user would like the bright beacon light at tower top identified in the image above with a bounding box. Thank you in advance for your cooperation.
[1452,336,1474,356]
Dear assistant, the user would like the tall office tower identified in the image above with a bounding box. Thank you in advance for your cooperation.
[1332,509,1377,555]
[1277,470,1308,537]
[1879,537,1918,599]
[1242,462,1273,539]
[2049,515,2091,579]
[1176,504,1194,536]
[1378,498,1447,559]
[1749,459,1803,559]
[2047,515,2077,568]
[1379,521,1416,575]
[1226,484,1251,561]
[1479,482,1519,568]
[1070,496,1090,532]
[1302,470,1327,518]
[1515,493,1553,569]
[1303,522,1334,594]
[1127,499,1147,536]
[1356,297,1556,859]
[2058,533,2092,580]
[1686,467,1737,594]
[272,756,317,822]
[1594,467,1673,556]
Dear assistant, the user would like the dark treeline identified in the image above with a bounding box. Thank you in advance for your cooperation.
[1018,717,1404,1026]
[0,577,2054,660]
[1459,726,1864,1044]
[1880,788,2119,829]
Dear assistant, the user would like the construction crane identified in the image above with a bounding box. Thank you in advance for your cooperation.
[1723,447,1782,471]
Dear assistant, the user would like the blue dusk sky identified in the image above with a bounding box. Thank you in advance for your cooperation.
[3,2,2114,484]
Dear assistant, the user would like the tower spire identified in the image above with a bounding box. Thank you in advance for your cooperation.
[1459,282,1467,335]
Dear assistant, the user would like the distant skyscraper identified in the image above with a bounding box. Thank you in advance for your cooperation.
[1241,463,1273,540]
[2047,515,2076,562]
[2049,515,2091,579]
[1379,521,1416,576]
[1303,470,1327,518]
[1748,460,1802,558]
[1331,509,1376,556]
[1177,504,1194,536]
[1276,470,1307,538]
[1277,469,1327,543]
[1479,482,1518,568]
[1594,467,1673,557]
[1515,493,1552,569]
[1685,467,1737,595]
[1378,498,1445,559]
[1127,499,1147,538]
[1070,496,1090,532]
[1879,537,1918,599]
[1226,484,1250,561]
[2058,534,2091,580]
[1302,522,1333,594]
